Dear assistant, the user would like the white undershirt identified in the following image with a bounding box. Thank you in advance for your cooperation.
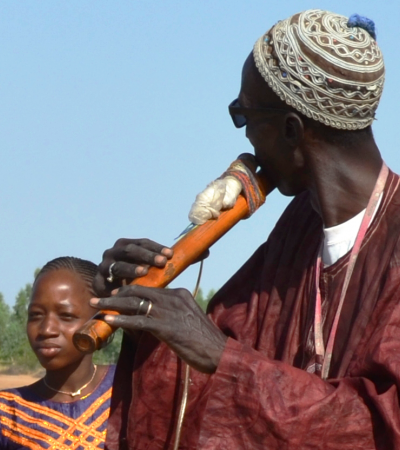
[322,194,382,266]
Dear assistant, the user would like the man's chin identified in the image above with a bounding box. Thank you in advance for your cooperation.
[277,183,307,197]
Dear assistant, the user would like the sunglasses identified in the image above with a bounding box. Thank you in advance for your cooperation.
[228,98,289,128]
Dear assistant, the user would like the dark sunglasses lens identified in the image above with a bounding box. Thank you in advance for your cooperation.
[229,99,245,128]
[232,113,246,128]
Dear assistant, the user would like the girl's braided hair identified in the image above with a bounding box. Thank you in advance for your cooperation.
[34,256,98,297]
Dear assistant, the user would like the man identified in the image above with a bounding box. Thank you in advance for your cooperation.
[92,10,400,449]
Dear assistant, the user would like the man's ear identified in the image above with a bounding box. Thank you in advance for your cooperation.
[283,113,304,146]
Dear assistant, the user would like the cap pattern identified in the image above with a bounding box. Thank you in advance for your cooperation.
[253,10,385,129]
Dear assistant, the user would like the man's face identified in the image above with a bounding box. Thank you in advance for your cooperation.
[236,54,308,197]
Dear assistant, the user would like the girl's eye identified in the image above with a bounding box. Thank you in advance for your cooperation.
[60,313,78,321]
[27,311,42,321]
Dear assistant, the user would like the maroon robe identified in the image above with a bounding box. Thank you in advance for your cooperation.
[106,170,400,450]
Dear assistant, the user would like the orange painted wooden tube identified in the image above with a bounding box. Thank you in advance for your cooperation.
[73,166,273,354]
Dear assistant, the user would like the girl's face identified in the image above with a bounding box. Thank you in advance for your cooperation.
[27,269,96,371]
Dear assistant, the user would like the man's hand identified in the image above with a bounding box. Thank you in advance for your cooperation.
[94,238,173,296]
[90,285,227,373]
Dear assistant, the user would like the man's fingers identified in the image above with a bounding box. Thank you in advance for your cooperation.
[103,314,155,332]
[91,296,145,315]
[114,285,184,306]
[117,238,172,264]
[132,238,173,257]
[91,285,184,314]
[92,273,107,296]
[96,239,174,292]
[102,245,161,267]
[125,242,173,267]
[93,272,122,296]
[109,261,149,279]
[99,241,172,277]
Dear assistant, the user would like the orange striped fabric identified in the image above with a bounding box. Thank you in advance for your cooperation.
[0,365,115,449]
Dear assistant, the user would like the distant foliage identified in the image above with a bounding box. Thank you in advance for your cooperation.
[93,328,123,365]
[195,288,217,312]
[0,293,11,361]
[1,282,40,372]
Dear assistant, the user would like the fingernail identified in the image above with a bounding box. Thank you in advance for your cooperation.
[104,315,115,323]
[161,248,173,257]
[136,266,148,276]
[90,298,99,306]
[154,255,167,265]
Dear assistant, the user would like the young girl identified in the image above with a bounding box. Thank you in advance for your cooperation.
[0,257,115,449]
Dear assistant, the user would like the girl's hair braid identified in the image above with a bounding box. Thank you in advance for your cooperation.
[34,256,98,297]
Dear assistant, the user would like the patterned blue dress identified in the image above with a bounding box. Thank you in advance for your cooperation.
[0,365,115,449]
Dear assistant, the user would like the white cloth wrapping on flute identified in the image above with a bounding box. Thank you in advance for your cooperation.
[188,176,242,225]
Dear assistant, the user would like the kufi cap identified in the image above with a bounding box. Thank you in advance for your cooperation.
[253,10,385,130]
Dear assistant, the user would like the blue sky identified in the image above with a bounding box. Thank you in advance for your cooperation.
[1,1,399,305]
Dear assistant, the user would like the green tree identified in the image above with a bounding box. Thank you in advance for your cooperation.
[195,287,204,302]
[93,328,123,365]
[0,293,11,362]
[195,288,217,312]
[13,283,32,325]
[4,280,39,371]
[206,289,216,302]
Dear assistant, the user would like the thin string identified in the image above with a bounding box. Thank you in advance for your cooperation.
[314,163,388,379]
[173,364,190,450]
[172,259,204,450]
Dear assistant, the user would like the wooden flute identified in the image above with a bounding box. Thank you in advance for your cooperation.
[73,154,273,354]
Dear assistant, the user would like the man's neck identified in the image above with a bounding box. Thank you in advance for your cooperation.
[307,142,382,228]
